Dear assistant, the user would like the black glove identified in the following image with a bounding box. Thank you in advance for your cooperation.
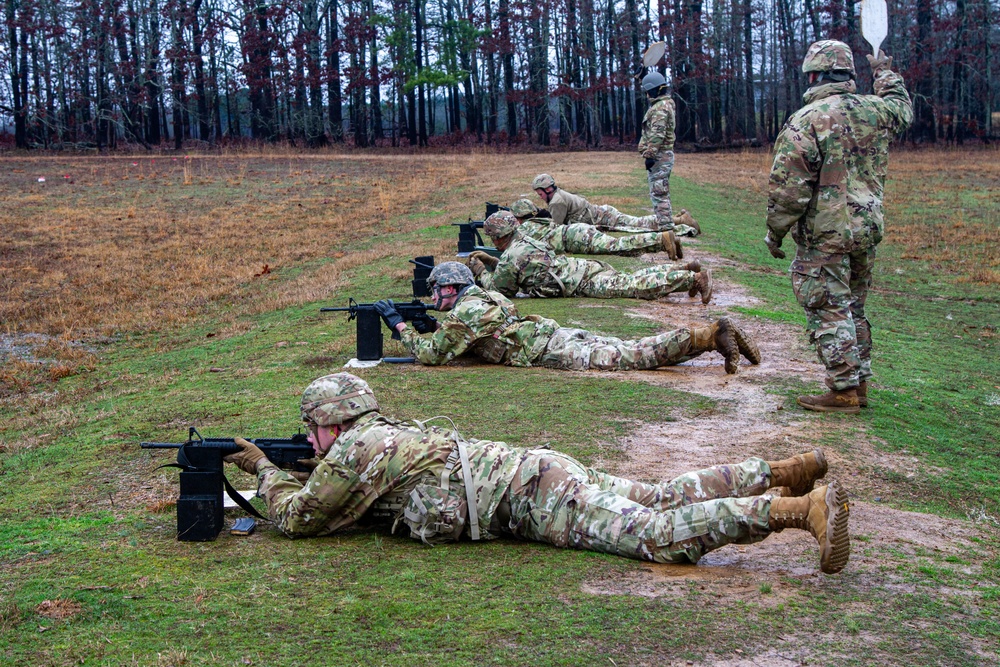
[764,233,786,260]
[411,314,438,334]
[645,158,656,171]
[373,300,404,331]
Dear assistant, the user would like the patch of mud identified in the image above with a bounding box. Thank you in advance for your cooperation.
[0,332,97,364]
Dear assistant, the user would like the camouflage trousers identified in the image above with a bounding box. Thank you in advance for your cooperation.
[791,245,876,390]
[505,452,773,563]
[648,152,675,230]
[536,326,697,370]
[575,264,696,300]
[537,223,663,256]
[591,204,661,233]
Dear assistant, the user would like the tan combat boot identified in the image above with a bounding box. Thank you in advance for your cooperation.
[768,482,850,574]
[687,268,713,304]
[658,231,679,260]
[797,388,861,414]
[688,318,739,373]
[857,380,869,407]
[767,449,828,496]
[673,209,701,234]
[681,260,701,273]
[728,319,761,365]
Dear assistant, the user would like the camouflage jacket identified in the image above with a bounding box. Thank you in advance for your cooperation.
[766,70,913,254]
[399,285,560,366]
[257,411,524,538]
[518,217,564,251]
[546,188,597,227]
[639,95,675,159]
[478,232,606,298]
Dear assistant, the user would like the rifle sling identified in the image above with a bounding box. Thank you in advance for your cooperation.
[158,446,270,522]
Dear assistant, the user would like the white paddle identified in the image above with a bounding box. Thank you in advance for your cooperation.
[861,0,888,56]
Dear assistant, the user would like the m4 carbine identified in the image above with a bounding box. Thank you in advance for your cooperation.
[321,298,437,362]
[454,202,506,258]
[141,428,314,541]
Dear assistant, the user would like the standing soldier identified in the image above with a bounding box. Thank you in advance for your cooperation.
[469,212,713,303]
[765,41,912,413]
[509,198,677,258]
[639,72,679,234]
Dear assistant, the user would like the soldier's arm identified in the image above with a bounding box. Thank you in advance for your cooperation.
[548,198,568,225]
[640,105,672,158]
[766,124,820,243]
[256,460,365,537]
[478,257,519,297]
[872,69,914,135]
[398,318,475,365]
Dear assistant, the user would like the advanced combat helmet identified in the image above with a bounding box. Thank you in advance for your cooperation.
[509,198,538,219]
[641,71,667,93]
[300,373,380,426]
[801,40,856,78]
[531,173,556,190]
[427,261,475,290]
[484,210,520,239]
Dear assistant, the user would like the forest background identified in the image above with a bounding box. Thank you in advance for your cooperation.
[1,0,997,151]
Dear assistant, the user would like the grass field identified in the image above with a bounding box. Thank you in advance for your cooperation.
[1,147,998,666]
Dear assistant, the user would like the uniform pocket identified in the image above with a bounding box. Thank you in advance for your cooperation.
[790,263,829,309]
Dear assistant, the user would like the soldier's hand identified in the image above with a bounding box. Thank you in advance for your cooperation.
[645,157,656,171]
[223,437,269,475]
[764,233,786,260]
[296,457,322,471]
[469,250,499,268]
[373,299,404,331]
[467,257,486,278]
[866,50,893,75]
[411,314,438,334]
[289,470,312,483]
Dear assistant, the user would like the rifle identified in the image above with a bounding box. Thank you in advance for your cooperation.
[454,202,506,258]
[321,298,437,362]
[140,427,314,541]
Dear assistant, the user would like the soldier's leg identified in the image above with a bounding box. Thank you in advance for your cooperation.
[579,265,696,299]
[593,204,660,233]
[791,249,861,390]
[537,326,699,371]
[507,453,771,563]
[562,223,663,256]
[647,152,675,230]
[849,246,876,383]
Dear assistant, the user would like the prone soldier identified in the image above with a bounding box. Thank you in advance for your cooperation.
[222,372,850,574]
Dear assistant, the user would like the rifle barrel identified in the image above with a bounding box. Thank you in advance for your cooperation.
[140,442,185,449]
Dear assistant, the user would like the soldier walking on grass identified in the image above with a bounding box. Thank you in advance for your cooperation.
[374,261,756,373]
[222,372,850,574]
[765,40,912,414]
[468,211,713,303]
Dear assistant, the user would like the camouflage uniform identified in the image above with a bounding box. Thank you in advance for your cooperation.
[398,284,708,370]
[478,232,696,300]
[767,64,912,390]
[639,94,676,230]
[257,411,777,563]
[546,187,663,233]
[519,216,663,256]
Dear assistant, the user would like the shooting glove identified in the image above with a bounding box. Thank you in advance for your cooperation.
[223,437,269,475]
[467,257,486,278]
[866,50,893,75]
[469,250,499,269]
[645,157,657,171]
[373,299,404,331]
[411,314,438,334]
[764,232,786,260]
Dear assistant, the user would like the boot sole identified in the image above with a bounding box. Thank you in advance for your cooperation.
[729,321,761,365]
[796,398,861,414]
[700,268,713,304]
[820,482,851,574]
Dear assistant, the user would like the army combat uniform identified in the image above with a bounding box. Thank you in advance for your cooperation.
[545,187,663,233]
[639,93,677,232]
[767,66,912,391]
[257,410,777,563]
[519,215,664,256]
[398,284,708,370]
[478,232,696,300]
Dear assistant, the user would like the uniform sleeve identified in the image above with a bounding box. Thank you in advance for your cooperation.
[478,257,519,297]
[257,461,367,537]
[548,197,568,226]
[399,319,474,365]
[872,69,913,135]
[766,122,820,243]
[639,102,674,158]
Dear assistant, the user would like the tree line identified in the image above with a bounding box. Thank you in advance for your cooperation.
[1,0,996,150]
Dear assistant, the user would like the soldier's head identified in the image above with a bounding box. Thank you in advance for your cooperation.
[532,173,557,203]
[509,198,538,220]
[300,373,380,455]
[484,210,520,251]
[427,261,474,311]
[802,40,855,85]
[641,71,668,99]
